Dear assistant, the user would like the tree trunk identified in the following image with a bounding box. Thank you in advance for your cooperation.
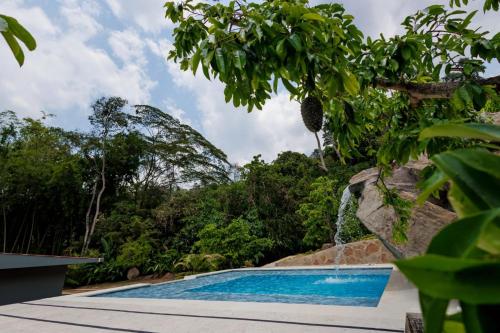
[331,136,342,161]
[82,178,98,254]
[26,209,35,254]
[82,142,107,255]
[314,132,328,171]
[10,210,27,253]
[2,203,6,253]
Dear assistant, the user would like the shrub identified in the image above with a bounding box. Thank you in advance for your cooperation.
[194,217,273,267]
[174,253,225,273]
[116,235,153,270]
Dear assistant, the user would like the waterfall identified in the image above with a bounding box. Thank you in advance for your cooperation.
[334,186,352,269]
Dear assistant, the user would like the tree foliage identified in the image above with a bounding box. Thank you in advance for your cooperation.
[165,0,499,165]
[165,1,499,332]
[0,13,36,66]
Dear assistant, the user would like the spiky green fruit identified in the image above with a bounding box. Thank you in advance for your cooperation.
[300,96,323,132]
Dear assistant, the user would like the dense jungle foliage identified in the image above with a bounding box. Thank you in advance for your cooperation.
[0,100,371,286]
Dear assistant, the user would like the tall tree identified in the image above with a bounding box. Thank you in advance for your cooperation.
[132,105,230,205]
[82,97,128,254]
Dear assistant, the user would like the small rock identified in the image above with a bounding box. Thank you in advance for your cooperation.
[127,267,140,280]
[321,243,333,250]
[162,272,175,281]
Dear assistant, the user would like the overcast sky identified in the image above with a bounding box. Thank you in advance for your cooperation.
[1,0,498,164]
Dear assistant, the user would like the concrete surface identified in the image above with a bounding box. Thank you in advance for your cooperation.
[0,265,420,333]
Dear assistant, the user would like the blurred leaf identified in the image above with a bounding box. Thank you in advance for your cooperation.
[396,254,500,304]
[432,149,500,212]
[302,13,325,22]
[420,123,500,142]
[427,209,500,257]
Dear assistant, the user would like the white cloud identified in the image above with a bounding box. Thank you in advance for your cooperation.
[104,0,172,33]
[163,99,193,126]
[0,1,156,125]
[109,29,146,64]
[59,0,102,40]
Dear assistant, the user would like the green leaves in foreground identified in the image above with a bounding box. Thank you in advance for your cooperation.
[420,123,500,143]
[0,14,36,66]
[397,122,500,333]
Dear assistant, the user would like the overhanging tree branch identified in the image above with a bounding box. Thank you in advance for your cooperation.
[375,75,500,102]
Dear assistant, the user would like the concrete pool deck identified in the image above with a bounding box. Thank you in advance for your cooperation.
[0,264,420,332]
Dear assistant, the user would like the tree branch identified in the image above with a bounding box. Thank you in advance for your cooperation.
[375,75,500,103]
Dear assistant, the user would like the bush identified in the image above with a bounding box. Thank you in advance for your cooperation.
[297,176,337,248]
[174,253,225,273]
[338,197,373,243]
[194,217,273,267]
[144,249,180,276]
[116,235,153,270]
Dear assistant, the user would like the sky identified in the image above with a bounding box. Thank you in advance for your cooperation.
[1,0,499,165]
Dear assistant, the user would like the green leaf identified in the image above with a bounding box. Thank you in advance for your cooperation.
[288,34,303,52]
[0,15,36,50]
[457,86,472,105]
[431,149,500,212]
[302,13,325,22]
[1,31,24,66]
[420,292,449,333]
[478,215,500,255]
[417,168,449,205]
[419,123,500,142]
[215,48,226,74]
[427,5,446,15]
[427,209,500,257]
[191,49,201,75]
[340,70,360,96]
[401,45,412,61]
[461,303,500,333]
[451,90,466,110]
[281,78,298,95]
[233,50,246,70]
[276,39,286,60]
[251,73,259,91]
[395,254,500,304]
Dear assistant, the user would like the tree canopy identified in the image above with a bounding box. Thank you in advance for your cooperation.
[165,0,499,164]
[164,1,500,332]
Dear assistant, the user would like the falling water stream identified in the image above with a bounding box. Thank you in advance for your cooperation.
[334,186,352,272]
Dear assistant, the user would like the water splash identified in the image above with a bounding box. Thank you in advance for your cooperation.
[313,276,370,284]
[334,186,352,270]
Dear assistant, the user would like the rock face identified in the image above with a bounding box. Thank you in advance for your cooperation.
[349,159,457,258]
[126,267,140,280]
[264,239,394,267]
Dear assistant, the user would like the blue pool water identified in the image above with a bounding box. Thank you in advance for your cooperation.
[94,268,392,307]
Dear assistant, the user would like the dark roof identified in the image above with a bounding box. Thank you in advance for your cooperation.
[0,253,103,269]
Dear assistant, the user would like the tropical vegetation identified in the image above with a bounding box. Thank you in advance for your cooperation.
[164,0,499,332]
[1,0,499,332]
[0,103,371,286]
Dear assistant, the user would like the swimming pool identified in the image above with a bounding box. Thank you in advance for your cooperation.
[93,268,392,307]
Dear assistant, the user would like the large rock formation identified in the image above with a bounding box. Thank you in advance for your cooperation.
[349,159,457,258]
[264,239,394,267]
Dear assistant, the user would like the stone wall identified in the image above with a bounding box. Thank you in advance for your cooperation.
[263,239,395,267]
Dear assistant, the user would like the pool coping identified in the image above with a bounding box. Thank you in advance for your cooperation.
[72,263,397,298]
[12,264,417,332]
